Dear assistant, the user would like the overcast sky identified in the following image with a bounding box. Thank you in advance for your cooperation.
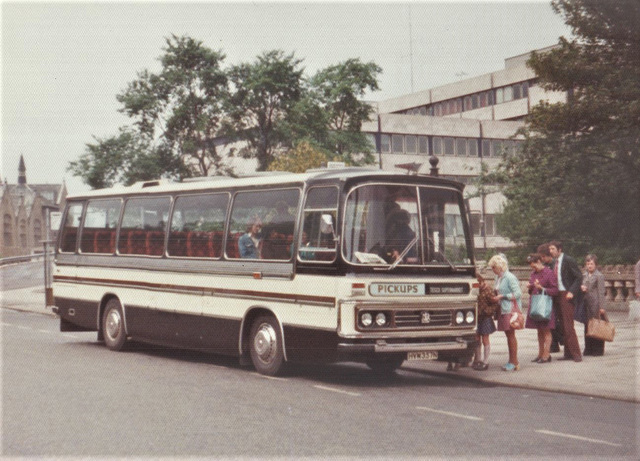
[1,1,570,194]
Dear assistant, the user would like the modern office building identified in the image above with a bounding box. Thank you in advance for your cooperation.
[361,45,565,251]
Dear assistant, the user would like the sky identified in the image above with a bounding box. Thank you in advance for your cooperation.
[1,1,571,194]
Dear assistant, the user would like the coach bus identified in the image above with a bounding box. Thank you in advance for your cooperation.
[52,166,478,375]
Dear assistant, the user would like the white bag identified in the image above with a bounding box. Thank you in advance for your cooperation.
[629,300,640,322]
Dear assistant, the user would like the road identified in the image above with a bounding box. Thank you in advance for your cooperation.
[2,261,639,458]
[2,308,638,458]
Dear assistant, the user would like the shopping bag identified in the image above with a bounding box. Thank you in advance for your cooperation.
[529,291,553,321]
[586,313,615,342]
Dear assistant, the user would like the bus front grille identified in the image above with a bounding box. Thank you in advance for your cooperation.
[394,310,452,328]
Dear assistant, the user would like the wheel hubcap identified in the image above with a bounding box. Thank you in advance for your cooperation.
[106,309,121,340]
[254,323,277,363]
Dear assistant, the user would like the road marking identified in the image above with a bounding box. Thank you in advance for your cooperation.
[535,429,622,447]
[313,385,361,397]
[37,329,52,334]
[251,372,288,382]
[416,406,483,421]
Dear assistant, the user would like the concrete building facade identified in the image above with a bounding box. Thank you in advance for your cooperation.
[362,46,566,251]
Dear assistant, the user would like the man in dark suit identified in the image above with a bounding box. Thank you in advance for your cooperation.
[549,241,583,362]
[539,243,564,352]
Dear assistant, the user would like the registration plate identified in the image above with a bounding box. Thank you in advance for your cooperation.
[407,351,438,361]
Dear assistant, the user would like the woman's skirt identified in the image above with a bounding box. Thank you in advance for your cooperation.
[525,308,556,330]
[497,312,514,331]
[477,316,496,335]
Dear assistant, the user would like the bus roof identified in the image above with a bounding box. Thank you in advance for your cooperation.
[66,168,464,200]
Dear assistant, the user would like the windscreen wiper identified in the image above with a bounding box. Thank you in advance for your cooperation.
[387,235,419,271]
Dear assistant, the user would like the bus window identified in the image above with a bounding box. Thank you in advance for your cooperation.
[343,185,419,265]
[299,186,338,262]
[168,193,229,258]
[227,189,300,260]
[118,197,170,256]
[59,202,83,253]
[80,199,121,254]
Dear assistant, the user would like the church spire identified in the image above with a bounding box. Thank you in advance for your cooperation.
[18,154,27,185]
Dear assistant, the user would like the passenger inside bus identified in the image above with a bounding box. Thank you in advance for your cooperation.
[238,217,262,259]
[384,208,418,263]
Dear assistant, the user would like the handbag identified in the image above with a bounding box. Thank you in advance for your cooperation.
[509,299,525,330]
[529,289,553,321]
[586,312,615,342]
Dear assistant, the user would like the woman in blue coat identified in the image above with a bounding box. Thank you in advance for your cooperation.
[489,254,522,371]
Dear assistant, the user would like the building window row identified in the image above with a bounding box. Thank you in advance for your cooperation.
[404,80,533,117]
[470,213,498,237]
[379,134,522,158]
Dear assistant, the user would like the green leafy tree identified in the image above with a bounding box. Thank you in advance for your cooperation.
[225,50,304,171]
[310,59,381,163]
[490,0,640,262]
[266,141,330,173]
[117,35,230,177]
[68,128,188,189]
[284,59,381,165]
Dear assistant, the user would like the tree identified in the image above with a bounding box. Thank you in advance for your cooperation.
[489,0,640,262]
[310,59,381,163]
[266,141,330,174]
[283,59,382,165]
[117,35,230,177]
[225,50,305,171]
[68,128,188,189]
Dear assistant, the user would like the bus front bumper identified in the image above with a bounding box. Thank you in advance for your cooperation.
[338,337,472,354]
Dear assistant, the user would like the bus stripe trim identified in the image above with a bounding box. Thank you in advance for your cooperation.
[53,275,336,306]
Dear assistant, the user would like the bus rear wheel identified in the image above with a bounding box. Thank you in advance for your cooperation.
[249,316,285,376]
[102,299,127,351]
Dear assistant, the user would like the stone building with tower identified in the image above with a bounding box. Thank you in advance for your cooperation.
[0,155,67,257]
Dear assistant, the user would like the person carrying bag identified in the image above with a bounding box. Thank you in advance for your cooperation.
[524,253,559,363]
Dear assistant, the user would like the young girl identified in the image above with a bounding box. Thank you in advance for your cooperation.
[473,274,499,370]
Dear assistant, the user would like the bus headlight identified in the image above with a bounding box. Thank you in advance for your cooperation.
[361,312,373,327]
[466,311,475,324]
[455,311,464,325]
[375,312,387,326]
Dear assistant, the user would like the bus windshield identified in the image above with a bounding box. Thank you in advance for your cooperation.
[343,184,472,268]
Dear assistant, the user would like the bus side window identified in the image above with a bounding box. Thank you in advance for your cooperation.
[59,203,84,253]
[80,199,121,254]
[167,193,229,259]
[118,197,171,256]
[299,187,338,263]
[227,189,300,260]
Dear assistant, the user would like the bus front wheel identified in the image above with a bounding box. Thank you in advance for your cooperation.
[102,299,127,351]
[249,316,285,376]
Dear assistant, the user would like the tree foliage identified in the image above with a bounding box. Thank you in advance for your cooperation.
[69,36,382,188]
[490,0,640,262]
[224,50,304,171]
[117,35,230,177]
[266,141,330,174]
[306,59,381,164]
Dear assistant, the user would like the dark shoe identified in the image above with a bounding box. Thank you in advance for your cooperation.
[536,357,552,363]
[550,344,560,353]
[473,362,489,371]
[531,356,542,362]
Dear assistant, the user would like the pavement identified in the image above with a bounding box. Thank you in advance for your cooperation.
[2,285,639,403]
